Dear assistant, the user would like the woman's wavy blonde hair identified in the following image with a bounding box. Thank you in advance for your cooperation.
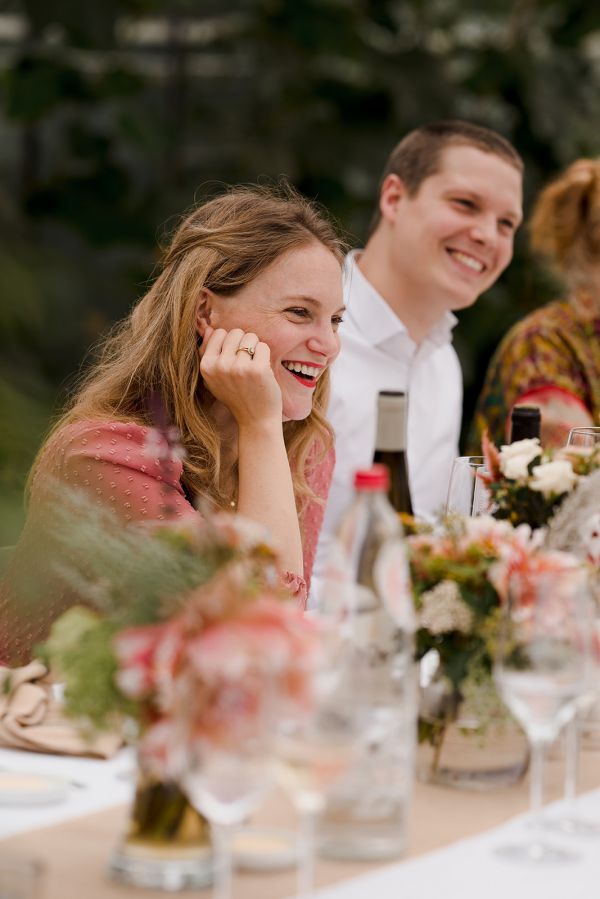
[37,183,345,511]
[530,158,600,286]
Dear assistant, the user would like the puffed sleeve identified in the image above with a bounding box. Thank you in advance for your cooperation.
[0,420,200,664]
[52,420,198,524]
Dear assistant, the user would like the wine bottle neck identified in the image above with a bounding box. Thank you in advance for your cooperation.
[510,420,541,442]
[375,404,407,451]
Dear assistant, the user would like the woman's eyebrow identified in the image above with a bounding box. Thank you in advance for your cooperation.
[282,295,347,313]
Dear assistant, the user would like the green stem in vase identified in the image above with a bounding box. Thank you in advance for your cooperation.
[129,780,209,844]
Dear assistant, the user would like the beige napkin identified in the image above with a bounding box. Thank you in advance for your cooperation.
[0,661,122,758]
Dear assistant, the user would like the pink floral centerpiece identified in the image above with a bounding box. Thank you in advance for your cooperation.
[43,509,318,777]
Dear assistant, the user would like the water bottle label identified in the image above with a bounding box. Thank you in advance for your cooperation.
[373,538,415,632]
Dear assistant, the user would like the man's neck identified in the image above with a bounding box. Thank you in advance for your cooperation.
[356,242,446,345]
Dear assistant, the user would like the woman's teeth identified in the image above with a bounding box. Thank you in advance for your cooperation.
[282,361,320,379]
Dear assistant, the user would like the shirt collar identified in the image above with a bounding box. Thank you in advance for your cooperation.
[343,250,457,349]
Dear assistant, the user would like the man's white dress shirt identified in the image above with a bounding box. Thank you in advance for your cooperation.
[311,252,462,602]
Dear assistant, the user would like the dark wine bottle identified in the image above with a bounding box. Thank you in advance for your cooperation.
[373,390,414,515]
[510,405,541,443]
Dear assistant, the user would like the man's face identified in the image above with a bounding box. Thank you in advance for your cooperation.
[384,144,523,311]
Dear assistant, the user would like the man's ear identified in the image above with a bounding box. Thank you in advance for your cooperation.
[379,174,407,224]
[196,288,213,337]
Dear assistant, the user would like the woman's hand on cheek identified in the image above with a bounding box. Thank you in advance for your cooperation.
[199,327,283,428]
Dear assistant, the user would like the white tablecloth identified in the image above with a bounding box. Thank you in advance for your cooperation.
[309,788,600,899]
[0,747,134,838]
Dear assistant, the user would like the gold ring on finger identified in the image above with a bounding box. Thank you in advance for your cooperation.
[236,344,256,359]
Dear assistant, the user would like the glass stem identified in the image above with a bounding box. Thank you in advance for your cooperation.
[564,715,579,812]
[297,808,317,898]
[529,739,545,823]
[211,822,233,899]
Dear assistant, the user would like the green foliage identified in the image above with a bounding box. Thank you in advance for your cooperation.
[42,607,135,731]
[4,56,92,121]
[488,480,567,529]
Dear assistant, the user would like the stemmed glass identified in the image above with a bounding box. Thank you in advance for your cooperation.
[445,456,491,516]
[182,700,273,899]
[547,597,600,837]
[273,666,363,897]
[494,566,593,863]
[566,427,600,448]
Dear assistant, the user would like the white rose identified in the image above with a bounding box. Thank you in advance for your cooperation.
[498,438,541,480]
[529,460,578,497]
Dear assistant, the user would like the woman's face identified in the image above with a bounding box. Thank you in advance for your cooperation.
[200,242,345,421]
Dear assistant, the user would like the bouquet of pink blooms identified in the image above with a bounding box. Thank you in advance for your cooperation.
[42,499,318,778]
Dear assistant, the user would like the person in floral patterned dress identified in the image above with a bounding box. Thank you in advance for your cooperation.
[475,158,600,448]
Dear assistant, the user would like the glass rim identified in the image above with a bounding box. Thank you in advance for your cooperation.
[568,427,600,436]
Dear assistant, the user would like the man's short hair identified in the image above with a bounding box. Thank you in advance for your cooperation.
[369,120,524,234]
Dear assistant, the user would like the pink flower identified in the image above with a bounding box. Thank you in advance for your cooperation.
[188,600,314,677]
[115,596,320,766]
[113,620,185,702]
[138,718,189,780]
[481,430,502,483]
[489,540,581,607]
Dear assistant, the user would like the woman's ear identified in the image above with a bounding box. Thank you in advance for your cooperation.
[196,289,213,337]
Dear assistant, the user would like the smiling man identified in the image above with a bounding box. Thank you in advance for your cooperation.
[312,121,523,598]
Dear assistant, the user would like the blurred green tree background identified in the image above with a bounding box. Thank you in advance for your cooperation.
[1,0,599,541]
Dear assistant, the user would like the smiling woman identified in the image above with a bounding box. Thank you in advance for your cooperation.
[0,184,346,664]
[197,243,344,423]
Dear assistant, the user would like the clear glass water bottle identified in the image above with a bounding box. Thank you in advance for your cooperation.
[318,464,416,861]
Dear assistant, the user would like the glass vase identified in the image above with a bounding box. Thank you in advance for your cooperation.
[109,756,213,890]
[416,671,529,790]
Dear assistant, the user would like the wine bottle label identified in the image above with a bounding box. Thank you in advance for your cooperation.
[375,395,407,451]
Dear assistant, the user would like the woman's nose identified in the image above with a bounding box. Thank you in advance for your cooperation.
[307,326,340,359]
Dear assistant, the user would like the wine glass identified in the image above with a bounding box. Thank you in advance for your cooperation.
[273,667,363,897]
[547,596,600,837]
[181,698,273,899]
[566,427,600,448]
[445,456,491,517]
[493,566,593,863]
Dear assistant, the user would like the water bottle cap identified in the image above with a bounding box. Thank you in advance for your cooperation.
[354,464,390,491]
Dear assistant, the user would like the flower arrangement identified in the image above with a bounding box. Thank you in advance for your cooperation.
[409,516,534,692]
[408,515,581,743]
[481,432,600,529]
[41,489,318,779]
